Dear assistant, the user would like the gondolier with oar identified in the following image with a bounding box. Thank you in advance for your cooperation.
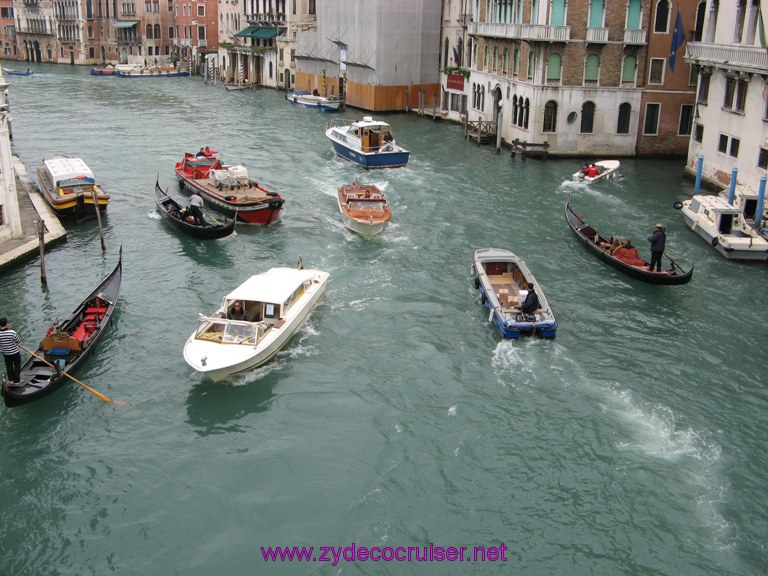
[0,317,22,386]
[647,224,666,272]
[188,192,206,226]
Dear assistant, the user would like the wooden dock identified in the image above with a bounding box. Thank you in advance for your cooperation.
[510,139,549,160]
[465,119,497,145]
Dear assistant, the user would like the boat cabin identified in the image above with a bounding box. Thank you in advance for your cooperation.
[352,117,394,153]
[688,195,743,236]
[42,157,96,189]
[193,270,315,344]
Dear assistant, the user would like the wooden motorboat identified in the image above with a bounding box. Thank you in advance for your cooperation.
[90,65,116,76]
[286,90,342,111]
[2,248,122,407]
[116,67,189,78]
[337,183,391,238]
[175,149,284,225]
[678,194,768,261]
[183,266,329,382]
[565,199,693,285]
[155,179,235,240]
[325,116,409,169]
[36,154,110,223]
[471,248,557,339]
[572,159,621,182]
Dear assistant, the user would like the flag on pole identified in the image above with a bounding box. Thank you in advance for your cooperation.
[669,10,686,72]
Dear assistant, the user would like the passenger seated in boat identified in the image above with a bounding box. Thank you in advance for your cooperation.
[226,300,247,321]
[520,283,540,315]
[383,131,393,143]
[195,147,206,159]
[167,205,181,219]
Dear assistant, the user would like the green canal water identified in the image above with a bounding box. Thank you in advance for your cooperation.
[1,63,767,575]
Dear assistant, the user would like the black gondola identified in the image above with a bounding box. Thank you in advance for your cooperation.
[2,248,123,407]
[155,179,236,240]
[565,199,693,286]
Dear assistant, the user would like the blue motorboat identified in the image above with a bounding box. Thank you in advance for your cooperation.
[325,116,409,169]
[471,248,557,339]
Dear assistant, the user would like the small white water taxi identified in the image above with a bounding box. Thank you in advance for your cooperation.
[183,267,329,381]
[572,160,620,183]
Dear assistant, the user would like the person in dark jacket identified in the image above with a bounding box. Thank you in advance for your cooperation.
[520,283,540,315]
[647,224,666,272]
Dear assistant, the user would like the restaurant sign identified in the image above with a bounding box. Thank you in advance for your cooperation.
[446,73,465,91]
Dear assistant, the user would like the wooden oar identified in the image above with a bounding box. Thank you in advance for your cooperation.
[663,251,686,273]
[203,208,238,239]
[20,345,113,404]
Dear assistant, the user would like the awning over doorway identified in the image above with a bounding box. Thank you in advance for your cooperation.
[250,27,284,39]
[113,21,139,29]
[234,27,258,38]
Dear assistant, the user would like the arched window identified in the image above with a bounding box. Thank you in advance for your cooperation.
[154,24,161,38]
[654,0,670,33]
[589,0,604,27]
[621,55,637,84]
[626,0,642,29]
[705,0,719,42]
[269,61,273,78]
[467,39,473,67]
[473,42,478,66]
[531,0,539,24]
[617,102,632,134]
[550,0,566,25]
[503,48,509,74]
[513,48,520,77]
[733,0,746,42]
[457,37,464,66]
[146,24,153,38]
[443,37,449,68]
[493,47,498,71]
[481,86,485,110]
[543,100,558,132]
[584,54,600,85]
[546,53,561,83]
[484,45,489,69]
[693,2,706,41]
[523,98,531,130]
[513,95,519,125]
[527,51,535,81]
[581,101,596,133]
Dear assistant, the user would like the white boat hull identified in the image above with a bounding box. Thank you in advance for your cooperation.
[572,160,620,182]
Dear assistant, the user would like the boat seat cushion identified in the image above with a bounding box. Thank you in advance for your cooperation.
[48,347,70,356]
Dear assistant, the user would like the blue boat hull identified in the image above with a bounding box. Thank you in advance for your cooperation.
[330,141,409,169]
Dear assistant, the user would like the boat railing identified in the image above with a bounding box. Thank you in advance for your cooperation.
[326,118,349,131]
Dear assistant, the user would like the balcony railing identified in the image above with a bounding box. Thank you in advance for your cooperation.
[468,21,570,42]
[586,27,608,43]
[623,28,646,44]
[685,42,768,74]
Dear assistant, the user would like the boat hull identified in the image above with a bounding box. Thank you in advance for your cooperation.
[680,196,768,261]
[337,183,391,238]
[572,160,620,182]
[565,200,693,285]
[155,180,236,239]
[116,69,190,78]
[2,250,122,407]
[183,270,329,381]
[471,248,557,339]
[175,153,284,225]
[286,92,341,111]
[328,139,410,169]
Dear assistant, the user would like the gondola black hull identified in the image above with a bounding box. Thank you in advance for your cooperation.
[155,180,236,240]
[565,200,693,285]
[2,249,123,407]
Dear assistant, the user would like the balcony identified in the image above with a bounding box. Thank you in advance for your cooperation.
[198,39,207,47]
[685,42,768,74]
[623,28,646,44]
[586,27,608,43]
[468,21,569,43]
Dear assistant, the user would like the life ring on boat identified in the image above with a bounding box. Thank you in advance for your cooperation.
[268,200,281,210]
[673,201,683,210]
[711,236,719,247]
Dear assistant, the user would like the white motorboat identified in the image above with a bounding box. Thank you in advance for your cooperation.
[183,267,330,381]
[325,116,410,169]
[572,159,621,182]
[679,194,768,261]
[286,90,342,111]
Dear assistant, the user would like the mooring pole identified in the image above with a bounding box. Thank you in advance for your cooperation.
[37,220,47,285]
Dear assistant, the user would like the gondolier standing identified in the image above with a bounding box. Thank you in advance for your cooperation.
[647,224,666,272]
[189,192,206,225]
[0,317,22,386]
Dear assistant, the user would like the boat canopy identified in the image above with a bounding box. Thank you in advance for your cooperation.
[225,268,315,306]
[43,157,95,186]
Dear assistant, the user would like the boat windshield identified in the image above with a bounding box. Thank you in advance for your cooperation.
[194,315,262,344]
[348,200,385,211]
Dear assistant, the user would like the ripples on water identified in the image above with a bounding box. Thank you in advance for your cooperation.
[0,64,767,576]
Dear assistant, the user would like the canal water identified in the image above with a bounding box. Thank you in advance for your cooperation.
[1,63,767,576]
